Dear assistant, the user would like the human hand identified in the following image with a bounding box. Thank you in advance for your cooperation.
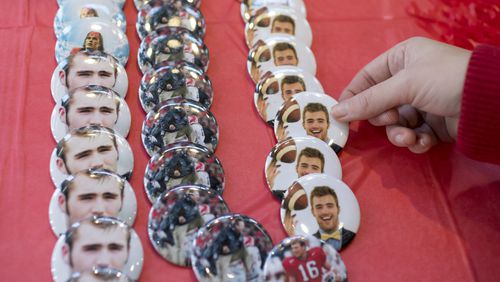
[266,160,280,189]
[332,37,472,153]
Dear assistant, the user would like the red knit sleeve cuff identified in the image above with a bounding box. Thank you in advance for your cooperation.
[457,44,500,165]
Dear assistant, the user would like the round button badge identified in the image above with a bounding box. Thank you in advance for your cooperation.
[274,91,349,153]
[265,136,342,200]
[280,174,360,251]
[245,6,312,48]
[240,0,306,22]
[58,0,125,9]
[49,125,134,188]
[51,50,129,103]
[48,169,137,236]
[142,98,219,156]
[55,18,130,65]
[247,35,316,83]
[54,0,127,39]
[138,26,209,73]
[148,186,230,266]
[136,1,206,40]
[254,66,324,125]
[144,141,224,203]
[51,216,143,282]
[263,235,347,282]
[50,85,131,141]
[134,0,202,11]
[191,214,274,281]
[139,61,213,112]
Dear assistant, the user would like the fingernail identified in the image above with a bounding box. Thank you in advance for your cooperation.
[332,104,348,118]
[419,137,427,147]
[395,134,405,144]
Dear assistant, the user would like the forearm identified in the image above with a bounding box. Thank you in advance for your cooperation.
[457,44,500,165]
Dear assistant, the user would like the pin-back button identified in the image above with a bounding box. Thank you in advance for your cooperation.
[265,136,342,200]
[280,174,360,251]
[139,62,213,112]
[55,18,130,65]
[49,125,134,188]
[51,216,144,282]
[54,0,127,39]
[191,214,274,281]
[263,235,347,282]
[51,85,131,141]
[144,141,224,203]
[51,50,128,103]
[141,98,219,156]
[138,26,209,73]
[240,0,306,23]
[148,186,229,266]
[245,6,312,48]
[136,1,205,40]
[247,35,316,84]
[254,66,324,126]
[274,92,349,153]
[48,169,137,236]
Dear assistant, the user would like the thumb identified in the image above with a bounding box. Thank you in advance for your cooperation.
[332,71,411,122]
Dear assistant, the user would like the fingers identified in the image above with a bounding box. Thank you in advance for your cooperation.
[386,123,439,153]
[332,71,411,122]
[368,108,399,126]
[338,40,408,101]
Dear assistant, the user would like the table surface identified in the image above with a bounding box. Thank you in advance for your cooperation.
[1,0,499,281]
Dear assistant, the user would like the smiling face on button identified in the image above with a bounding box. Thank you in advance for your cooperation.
[303,110,329,141]
[311,194,339,232]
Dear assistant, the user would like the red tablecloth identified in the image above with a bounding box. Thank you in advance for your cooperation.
[1,0,499,281]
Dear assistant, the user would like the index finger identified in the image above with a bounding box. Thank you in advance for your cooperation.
[339,40,409,101]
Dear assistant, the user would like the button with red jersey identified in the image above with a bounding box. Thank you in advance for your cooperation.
[263,235,347,282]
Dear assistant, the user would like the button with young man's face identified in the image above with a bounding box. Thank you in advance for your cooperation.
[58,0,126,9]
[274,91,349,154]
[51,216,143,282]
[139,62,213,112]
[54,0,127,40]
[245,6,312,48]
[138,26,209,74]
[265,136,342,200]
[51,50,128,103]
[247,35,316,84]
[148,186,229,266]
[51,85,131,142]
[240,0,307,22]
[280,174,360,251]
[254,66,324,126]
[144,142,224,203]
[134,0,202,11]
[49,125,134,188]
[141,98,219,156]
[55,18,130,66]
[191,214,274,281]
[49,169,137,236]
[264,235,347,282]
[136,1,205,40]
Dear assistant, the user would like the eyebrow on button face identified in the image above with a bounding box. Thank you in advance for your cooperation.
[97,145,114,152]
[98,71,113,77]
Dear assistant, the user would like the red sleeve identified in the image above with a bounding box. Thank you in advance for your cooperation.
[456,44,500,165]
